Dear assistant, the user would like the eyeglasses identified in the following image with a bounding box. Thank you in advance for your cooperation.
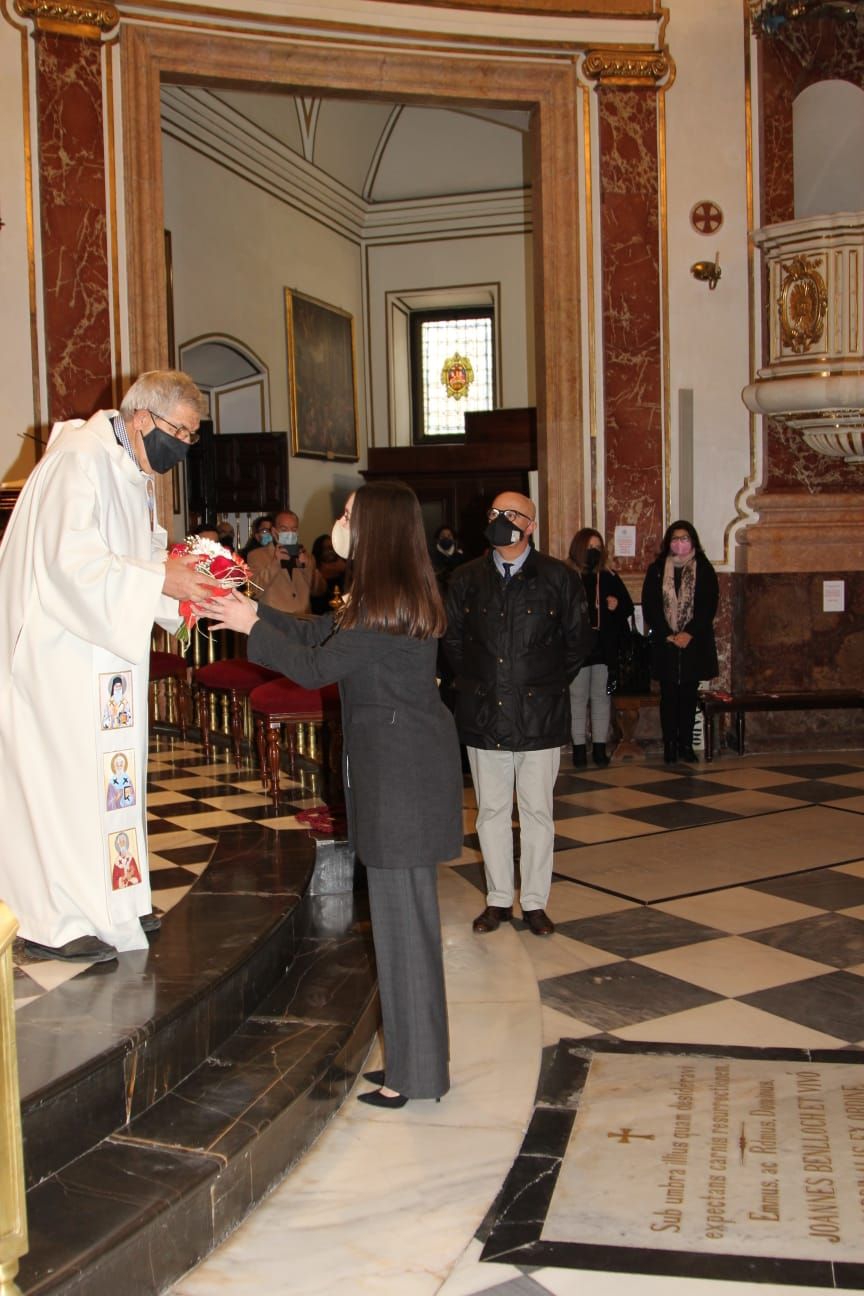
[487,507,533,524]
[148,410,200,445]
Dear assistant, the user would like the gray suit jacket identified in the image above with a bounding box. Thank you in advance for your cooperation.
[249,607,463,870]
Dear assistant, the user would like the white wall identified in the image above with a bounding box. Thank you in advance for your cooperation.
[162,136,366,546]
[0,17,39,483]
[664,0,753,566]
[365,233,534,447]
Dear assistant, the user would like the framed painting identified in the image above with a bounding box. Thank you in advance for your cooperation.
[285,288,359,462]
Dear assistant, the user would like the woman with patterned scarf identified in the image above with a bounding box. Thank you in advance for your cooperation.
[641,520,719,764]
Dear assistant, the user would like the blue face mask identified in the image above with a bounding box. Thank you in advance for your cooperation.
[257,531,273,547]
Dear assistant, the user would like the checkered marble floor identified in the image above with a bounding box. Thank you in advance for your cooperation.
[453,752,864,1049]
[11,734,332,1009]
[172,745,864,1296]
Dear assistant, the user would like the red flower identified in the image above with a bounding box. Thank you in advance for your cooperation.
[170,536,254,653]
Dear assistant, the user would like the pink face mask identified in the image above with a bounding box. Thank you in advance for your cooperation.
[670,538,693,557]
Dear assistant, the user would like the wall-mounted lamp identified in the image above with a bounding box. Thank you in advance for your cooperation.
[691,253,721,290]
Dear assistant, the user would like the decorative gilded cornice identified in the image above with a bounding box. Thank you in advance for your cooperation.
[13,0,119,39]
[582,47,672,86]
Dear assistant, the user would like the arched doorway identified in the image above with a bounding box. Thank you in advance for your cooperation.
[121,21,584,555]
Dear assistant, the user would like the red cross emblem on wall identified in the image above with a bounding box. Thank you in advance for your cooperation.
[690,201,723,235]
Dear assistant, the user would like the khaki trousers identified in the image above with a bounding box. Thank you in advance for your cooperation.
[466,746,561,913]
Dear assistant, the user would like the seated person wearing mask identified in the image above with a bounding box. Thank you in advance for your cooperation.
[246,508,325,615]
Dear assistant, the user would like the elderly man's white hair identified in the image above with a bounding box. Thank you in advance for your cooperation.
[119,370,208,420]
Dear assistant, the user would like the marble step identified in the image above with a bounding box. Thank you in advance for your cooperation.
[16,822,319,1191]
[17,893,377,1296]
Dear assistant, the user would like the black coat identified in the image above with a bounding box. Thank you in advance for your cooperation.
[443,548,590,751]
[641,553,719,684]
[577,567,634,669]
[249,607,464,870]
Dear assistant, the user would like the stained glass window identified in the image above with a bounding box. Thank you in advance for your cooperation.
[410,308,494,441]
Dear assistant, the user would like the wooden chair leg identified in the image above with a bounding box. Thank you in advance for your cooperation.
[255,718,268,790]
[176,676,190,740]
[198,686,212,757]
[228,688,243,769]
[285,720,299,774]
[266,721,282,804]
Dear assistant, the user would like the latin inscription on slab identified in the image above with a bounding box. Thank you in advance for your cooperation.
[543,1053,864,1262]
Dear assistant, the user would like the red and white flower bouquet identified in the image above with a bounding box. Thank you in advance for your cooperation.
[169,535,255,652]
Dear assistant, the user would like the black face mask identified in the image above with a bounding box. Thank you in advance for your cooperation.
[585,548,601,570]
[484,515,524,549]
[142,426,190,474]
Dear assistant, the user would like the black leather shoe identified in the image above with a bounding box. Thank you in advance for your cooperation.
[592,743,610,767]
[572,743,587,767]
[523,908,555,936]
[140,912,161,933]
[363,1069,386,1086]
[23,935,118,963]
[678,747,698,763]
[472,905,513,933]
[357,1089,409,1109]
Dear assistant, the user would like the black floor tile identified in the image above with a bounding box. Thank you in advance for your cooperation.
[149,865,201,890]
[747,911,864,968]
[557,908,722,957]
[740,970,864,1042]
[539,962,721,1032]
[626,776,742,801]
[152,800,227,818]
[615,802,741,830]
[762,780,864,804]
[150,844,217,865]
[750,867,864,910]
[451,863,486,895]
[759,762,862,780]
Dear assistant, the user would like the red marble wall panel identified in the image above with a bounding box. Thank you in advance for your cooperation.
[758,21,864,491]
[36,32,112,423]
[597,88,663,572]
[727,571,864,750]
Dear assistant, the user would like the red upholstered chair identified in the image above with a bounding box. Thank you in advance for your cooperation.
[249,677,342,804]
[194,659,280,768]
[149,650,192,738]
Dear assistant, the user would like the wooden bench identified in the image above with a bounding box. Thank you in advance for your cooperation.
[699,689,864,762]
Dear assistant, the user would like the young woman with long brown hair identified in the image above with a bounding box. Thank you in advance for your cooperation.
[201,481,463,1108]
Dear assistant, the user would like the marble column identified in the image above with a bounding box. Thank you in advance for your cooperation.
[732,18,864,736]
[15,1,119,426]
[584,49,670,573]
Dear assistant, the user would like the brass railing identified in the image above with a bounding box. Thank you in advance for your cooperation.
[0,903,26,1296]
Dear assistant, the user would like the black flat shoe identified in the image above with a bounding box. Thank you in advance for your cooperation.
[357,1089,409,1109]
[363,1069,386,1086]
[23,935,118,963]
[140,911,162,933]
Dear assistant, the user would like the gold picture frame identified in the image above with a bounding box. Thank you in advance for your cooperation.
[285,288,359,462]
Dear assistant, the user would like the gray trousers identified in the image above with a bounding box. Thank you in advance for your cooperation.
[569,663,610,745]
[466,746,560,912]
[365,865,450,1099]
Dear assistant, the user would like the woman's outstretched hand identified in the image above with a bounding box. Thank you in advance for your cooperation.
[197,588,260,636]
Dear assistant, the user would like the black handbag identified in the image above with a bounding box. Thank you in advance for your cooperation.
[612,618,652,696]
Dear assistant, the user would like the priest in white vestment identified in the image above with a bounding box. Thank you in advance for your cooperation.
[0,371,216,962]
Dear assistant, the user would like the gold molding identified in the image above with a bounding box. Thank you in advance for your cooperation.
[13,0,118,39]
[777,255,828,355]
[582,46,671,86]
[581,82,598,529]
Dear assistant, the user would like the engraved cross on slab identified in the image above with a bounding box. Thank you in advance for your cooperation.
[608,1127,655,1144]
